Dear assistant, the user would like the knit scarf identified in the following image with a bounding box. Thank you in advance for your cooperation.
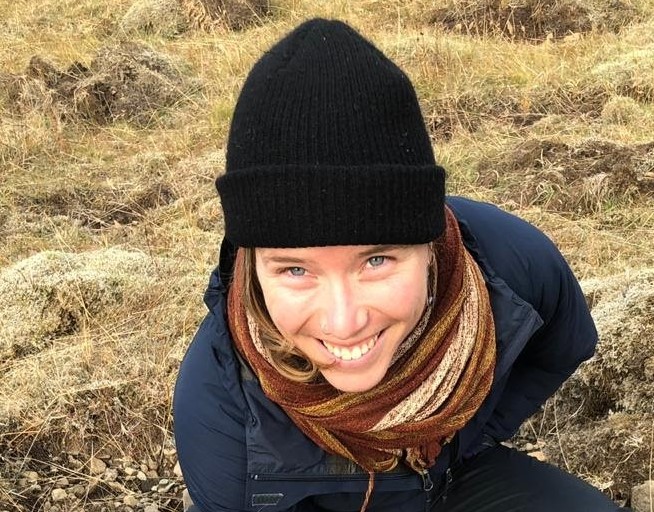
[227,208,496,509]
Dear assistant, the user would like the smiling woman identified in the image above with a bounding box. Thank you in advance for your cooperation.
[173,17,627,512]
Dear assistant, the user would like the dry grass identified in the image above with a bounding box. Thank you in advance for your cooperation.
[2,0,654,509]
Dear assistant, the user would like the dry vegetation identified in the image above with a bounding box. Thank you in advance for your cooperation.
[1,0,653,510]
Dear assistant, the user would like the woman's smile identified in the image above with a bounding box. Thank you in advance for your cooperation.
[321,331,380,361]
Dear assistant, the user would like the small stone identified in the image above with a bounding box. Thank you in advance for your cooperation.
[136,470,147,481]
[123,495,139,507]
[173,461,183,478]
[159,479,169,486]
[90,457,107,475]
[163,448,176,457]
[631,480,654,512]
[68,456,84,470]
[70,484,86,497]
[527,450,547,462]
[146,469,159,479]
[523,442,535,451]
[140,464,149,472]
[55,477,69,487]
[123,466,137,476]
[144,505,159,512]
[51,488,67,502]
[183,488,194,510]
[22,471,39,482]
[104,468,119,482]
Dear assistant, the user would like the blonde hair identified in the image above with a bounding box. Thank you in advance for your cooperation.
[238,244,438,383]
[239,247,322,382]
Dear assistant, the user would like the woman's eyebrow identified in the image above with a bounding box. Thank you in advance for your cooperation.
[258,254,313,265]
[357,245,411,257]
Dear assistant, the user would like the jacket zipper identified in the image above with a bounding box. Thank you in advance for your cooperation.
[421,470,434,512]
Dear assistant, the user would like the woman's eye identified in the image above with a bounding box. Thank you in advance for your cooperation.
[368,256,386,267]
[287,266,306,276]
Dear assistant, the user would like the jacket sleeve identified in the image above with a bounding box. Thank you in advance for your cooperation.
[448,198,597,443]
[173,312,253,512]
[483,246,597,441]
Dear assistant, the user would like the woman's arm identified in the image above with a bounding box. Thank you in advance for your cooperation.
[174,313,251,512]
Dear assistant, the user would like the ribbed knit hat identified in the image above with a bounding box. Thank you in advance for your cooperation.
[216,18,445,248]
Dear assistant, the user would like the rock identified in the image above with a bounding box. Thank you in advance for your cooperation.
[527,451,547,462]
[173,461,183,478]
[631,480,654,512]
[55,477,69,487]
[183,489,194,510]
[22,471,39,481]
[123,495,139,507]
[67,456,84,470]
[70,484,86,497]
[136,470,147,481]
[90,457,107,475]
[124,466,137,476]
[144,505,159,512]
[51,488,67,502]
[104,467,119,482]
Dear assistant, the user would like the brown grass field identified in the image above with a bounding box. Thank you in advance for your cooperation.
[1,0,653,510]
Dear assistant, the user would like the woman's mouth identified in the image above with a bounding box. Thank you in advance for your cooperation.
[321,333,380,361]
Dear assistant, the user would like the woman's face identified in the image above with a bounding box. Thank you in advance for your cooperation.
[255,244,431,392]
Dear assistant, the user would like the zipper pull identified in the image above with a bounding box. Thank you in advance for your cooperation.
[441,467,453,503]
[422,470,434,512]
[421,469,434,492]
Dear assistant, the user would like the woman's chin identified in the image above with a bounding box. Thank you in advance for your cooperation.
[320,365,388,393]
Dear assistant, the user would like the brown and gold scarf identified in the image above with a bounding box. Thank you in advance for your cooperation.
[227,207,496,509]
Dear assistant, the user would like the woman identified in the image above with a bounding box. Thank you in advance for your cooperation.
[174,18,624,512]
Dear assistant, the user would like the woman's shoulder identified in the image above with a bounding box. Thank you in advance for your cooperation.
[446,196,582,324]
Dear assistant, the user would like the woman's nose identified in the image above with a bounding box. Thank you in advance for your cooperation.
[319,281,368,340]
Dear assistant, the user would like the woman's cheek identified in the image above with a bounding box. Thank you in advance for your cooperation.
[265,288,315,332]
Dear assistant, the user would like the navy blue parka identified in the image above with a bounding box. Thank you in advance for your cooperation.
[173,197,597,512]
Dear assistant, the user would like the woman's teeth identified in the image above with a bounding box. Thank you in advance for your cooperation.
[322,334,379,361]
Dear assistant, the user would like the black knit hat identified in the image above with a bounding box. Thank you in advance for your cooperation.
[216,18,445,248]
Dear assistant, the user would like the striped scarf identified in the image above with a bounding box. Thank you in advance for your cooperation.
[227,208,496,509]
